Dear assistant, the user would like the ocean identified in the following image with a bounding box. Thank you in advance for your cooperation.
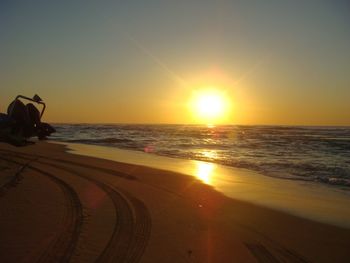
[51,124,350,188]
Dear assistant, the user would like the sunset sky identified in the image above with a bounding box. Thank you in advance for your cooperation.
[1,1,349,125]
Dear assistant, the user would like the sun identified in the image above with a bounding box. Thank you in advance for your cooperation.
[189,89,230,124]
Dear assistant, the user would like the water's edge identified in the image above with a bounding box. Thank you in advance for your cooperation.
[51,124,350,188]
[57,141,350,229]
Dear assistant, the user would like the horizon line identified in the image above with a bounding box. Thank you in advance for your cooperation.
[49,122,350,128]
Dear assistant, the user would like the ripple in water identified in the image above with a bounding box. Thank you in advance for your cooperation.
[51,124,350,188]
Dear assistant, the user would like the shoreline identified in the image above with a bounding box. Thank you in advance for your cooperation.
[62,141,350,229]
[1,141,350,262]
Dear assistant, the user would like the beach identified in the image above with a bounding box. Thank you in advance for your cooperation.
[3,1,349,262]
[1,141,350,263]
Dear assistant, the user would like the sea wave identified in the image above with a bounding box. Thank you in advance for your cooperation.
[51,124,350,188]
[67,138,134,144]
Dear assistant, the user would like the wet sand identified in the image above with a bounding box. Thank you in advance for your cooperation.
[0,141,350,262]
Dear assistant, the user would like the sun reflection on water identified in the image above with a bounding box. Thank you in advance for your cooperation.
[201,150,218,160]
[196,162,215,184]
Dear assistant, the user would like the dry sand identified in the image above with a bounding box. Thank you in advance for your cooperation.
[0,141,349,263]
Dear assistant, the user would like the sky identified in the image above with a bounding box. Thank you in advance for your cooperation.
[1,0,349,125]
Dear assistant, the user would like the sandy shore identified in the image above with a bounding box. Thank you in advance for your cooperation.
[0,142,350,262]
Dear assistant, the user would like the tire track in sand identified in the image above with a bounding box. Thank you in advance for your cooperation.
[29,166,84,263]
[0,156,84,263]
[0,153,30,196]
[5,150,151,263]
[0,149,136,180]
[36,159,152,263]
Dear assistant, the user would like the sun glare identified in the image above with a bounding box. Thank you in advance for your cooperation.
[196,93,223,118]
[189,89,230,124]
[196,162,215,184]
